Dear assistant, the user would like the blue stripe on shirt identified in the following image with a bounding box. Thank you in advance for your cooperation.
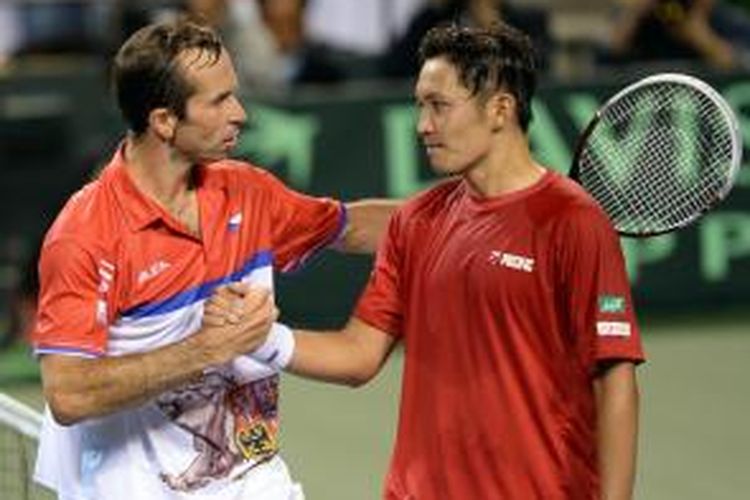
[121,250,273,319]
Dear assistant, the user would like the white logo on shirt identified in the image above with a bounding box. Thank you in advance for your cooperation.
[96,260,115,324]
[138,260,172,285]
[96,300,108,325]
[98,259,115,293]
[488,250,535,273]
[228,212,243,232]
[596,321,632,337]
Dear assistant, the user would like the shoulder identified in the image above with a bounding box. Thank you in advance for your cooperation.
[378,178,464,245]
[202,159,291,196]
[533,171,612,227]
[542,171,599,209]
[203,160,322,213]
[40,180,113,275]
[398,177,464,220]
[535,172,620,249]
[44,177,112,250]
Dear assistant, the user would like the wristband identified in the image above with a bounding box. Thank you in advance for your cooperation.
[251,322,295,370]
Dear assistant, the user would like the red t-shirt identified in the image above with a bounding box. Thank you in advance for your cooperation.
[355,171,645,500]
[30,146,345,497]
[33,146,344,357]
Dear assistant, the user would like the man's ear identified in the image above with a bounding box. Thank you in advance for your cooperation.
[148,108,178,142]
[487,92,515,132]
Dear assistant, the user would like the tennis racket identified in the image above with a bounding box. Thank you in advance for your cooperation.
[570,73,742,237]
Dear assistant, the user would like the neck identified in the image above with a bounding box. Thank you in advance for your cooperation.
[123,132,195,206]
[465,132,545,198]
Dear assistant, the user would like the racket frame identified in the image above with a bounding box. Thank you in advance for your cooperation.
[570,73,743,237]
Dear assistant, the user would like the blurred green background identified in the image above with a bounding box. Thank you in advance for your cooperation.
[3,311,749,500]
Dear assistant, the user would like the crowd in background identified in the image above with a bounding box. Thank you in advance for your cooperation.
[2,0,750,89]
[3,0,750,348]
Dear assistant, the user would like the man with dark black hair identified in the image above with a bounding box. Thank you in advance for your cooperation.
[220,22,644,499]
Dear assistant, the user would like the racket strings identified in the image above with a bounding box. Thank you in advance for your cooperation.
[578,81,736,235]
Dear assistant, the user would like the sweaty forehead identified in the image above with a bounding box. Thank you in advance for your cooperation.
[415,57,467,98]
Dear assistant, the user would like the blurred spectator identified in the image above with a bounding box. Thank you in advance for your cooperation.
[108,0,184,55]
[189,0,343,91]
[0,4,21,69]
[0,1,110,60]
[608,0,742,70]
[305,0,428,56]
[382,0,550,78]
[707,0,750,65]
[528,0,616,79]
[14,0,96,56]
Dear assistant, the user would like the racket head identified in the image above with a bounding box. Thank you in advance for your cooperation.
[570,73,743,237]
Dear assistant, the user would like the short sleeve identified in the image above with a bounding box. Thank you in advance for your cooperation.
[32,239,108,357]
[260,171,345,273]
[354,211,404,338]
[555,207,645,373]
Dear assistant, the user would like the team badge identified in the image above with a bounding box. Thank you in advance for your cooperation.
[598,295,626,313]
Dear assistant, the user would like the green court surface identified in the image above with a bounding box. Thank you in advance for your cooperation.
[2,313,748,499]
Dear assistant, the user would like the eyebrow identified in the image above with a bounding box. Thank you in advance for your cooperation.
[212,90,233,103]
[414,91,443,101]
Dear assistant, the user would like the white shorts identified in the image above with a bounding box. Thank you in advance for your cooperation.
[235,455,305,500]
[48,455,304,500]
[36,407,304,500]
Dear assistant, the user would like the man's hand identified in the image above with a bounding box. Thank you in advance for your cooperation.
[198,283,278,365]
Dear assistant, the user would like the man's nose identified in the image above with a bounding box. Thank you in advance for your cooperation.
[229,95,247,125]
[417,109,435,136]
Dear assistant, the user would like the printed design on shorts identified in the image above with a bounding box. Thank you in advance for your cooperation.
[156,372,280,491]
[598,294,626,314]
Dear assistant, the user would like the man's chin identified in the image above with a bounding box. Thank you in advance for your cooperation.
[198,151,230,164]
[430,161,462,176]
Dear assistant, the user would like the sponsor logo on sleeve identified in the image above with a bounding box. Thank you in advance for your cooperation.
[596,321,632,337]
[98,259,115,293]
[96,260,115,325]
[598,295,626,313]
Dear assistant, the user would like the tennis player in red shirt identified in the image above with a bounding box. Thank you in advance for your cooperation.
[218,22,645,500]
[32,18,396,500]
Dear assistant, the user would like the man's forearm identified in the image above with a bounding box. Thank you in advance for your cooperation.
[41,333,218,425]
[595,362,640,500]
[338,199,400,253]
[43,286,277,425]
[286,318,394,387]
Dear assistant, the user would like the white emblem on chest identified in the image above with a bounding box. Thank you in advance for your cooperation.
[228,212,243,232]
[488,250,535,273]
[138,260,172,285]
